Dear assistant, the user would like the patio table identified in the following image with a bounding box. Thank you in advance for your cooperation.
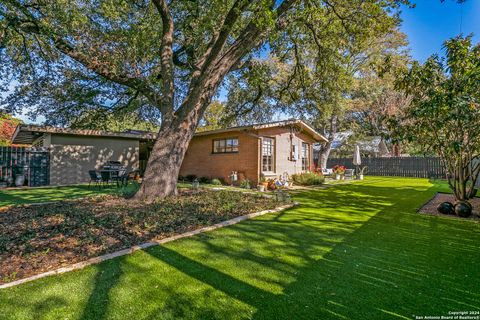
[99,169,128,187]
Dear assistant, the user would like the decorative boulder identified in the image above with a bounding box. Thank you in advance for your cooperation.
[437,202,455,215]
[454,201,472,218]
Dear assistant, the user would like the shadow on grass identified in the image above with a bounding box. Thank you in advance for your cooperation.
[0,184,138,207]
[2,178,480,319]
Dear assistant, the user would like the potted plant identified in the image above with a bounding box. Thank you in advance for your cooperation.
[357,166,368,180]
[258,176,269,192]
[333,165,346,180]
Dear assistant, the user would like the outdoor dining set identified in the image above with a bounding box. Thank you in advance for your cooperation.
[88,161,136,188]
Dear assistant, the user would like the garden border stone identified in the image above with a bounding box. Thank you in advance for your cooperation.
[0,202,297,289]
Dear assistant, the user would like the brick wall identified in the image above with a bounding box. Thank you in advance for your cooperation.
[258,127,316,176]
[179,131,260,184]
[180,126,318,185]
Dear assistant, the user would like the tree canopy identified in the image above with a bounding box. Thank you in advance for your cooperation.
[0,0,410,199]
[393,35,480,201]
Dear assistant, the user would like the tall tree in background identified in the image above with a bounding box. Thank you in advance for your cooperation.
[220,3,408,170]
[0,0,408,200]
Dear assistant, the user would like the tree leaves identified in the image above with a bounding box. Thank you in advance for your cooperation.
[393,35,480,200]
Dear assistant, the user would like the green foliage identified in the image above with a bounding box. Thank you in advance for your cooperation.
[184,175,197,182]
[210,178,222,186]
[0,0,408,127]
[239,179,251,189]
[393,35,480,200]
[197,101,229,132]
[291,172,325,186]
[198,177,211,184]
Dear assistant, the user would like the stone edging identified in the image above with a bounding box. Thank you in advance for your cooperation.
[0,202,297,289]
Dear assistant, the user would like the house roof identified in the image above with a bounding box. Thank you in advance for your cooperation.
[11,125,158,144]
[195,119,328,142]
[12,119,327,144]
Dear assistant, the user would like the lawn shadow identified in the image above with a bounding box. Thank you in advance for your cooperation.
[4,178,480,319]
[79,259,124,320]
[140,179,480,319]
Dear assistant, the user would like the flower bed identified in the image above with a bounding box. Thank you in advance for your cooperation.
[0,190,281,284]
[418,192,480,220]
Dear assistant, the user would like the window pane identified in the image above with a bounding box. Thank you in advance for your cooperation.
[262,138,274,172]
[301,143,309,171]
[213,138,238,153]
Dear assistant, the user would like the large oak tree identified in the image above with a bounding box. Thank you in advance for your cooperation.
[1,0,407,200]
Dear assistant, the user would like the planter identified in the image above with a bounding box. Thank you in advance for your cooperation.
[357,174,364,180]
[258,185,266,192]
[335,174,341,180]
[15,175,25,187]
[437,201,455,215]
[454,201,472,218]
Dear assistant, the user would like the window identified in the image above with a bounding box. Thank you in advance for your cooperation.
[302,142,309,171]
[262,137,275,172]
[213,138,239,153]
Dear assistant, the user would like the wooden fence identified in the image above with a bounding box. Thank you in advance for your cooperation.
[0,146,50,187]
[326,157,446,179]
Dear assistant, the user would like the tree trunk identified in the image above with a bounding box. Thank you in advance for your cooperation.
[318,142,332,169]
[318,114,337,169]
[134,117,197,201]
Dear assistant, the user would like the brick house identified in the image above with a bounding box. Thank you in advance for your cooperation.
[179,120,327,185]
[11,119,326,186]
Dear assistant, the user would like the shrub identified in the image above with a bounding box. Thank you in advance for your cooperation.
[291,172,325,186]
[198,176,211,184]
[239,179,251,189]
[210,178,222,185]
[184,174,197,182]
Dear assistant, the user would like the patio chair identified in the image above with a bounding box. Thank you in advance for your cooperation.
[113,168,128,187]
[344,169,355,180]
[88,170,101,188]
[100,170,112,187]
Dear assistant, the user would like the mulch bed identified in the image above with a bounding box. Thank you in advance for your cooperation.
[418,192,480,221]
[0,189,281,284]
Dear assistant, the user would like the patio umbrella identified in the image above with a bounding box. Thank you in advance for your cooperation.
[353,145,361,177]
[353,145,361,166]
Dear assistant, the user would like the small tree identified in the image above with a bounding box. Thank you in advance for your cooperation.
[394,36,480,201]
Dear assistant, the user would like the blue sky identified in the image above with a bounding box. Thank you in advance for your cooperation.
[400,0,480,62]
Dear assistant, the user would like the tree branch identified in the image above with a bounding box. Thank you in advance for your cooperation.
[152,0,175,118]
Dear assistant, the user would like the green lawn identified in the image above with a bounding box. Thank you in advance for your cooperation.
[0,182,252,207]
[0,177,479,319]
[0,183,141,207]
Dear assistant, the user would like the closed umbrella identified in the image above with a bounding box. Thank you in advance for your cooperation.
[353,145,361,179]
[353,145,361,166]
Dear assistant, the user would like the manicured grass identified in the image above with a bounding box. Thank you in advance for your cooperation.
[0,182,244,207]
[0,177,479,319]
[0,184,140,207]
